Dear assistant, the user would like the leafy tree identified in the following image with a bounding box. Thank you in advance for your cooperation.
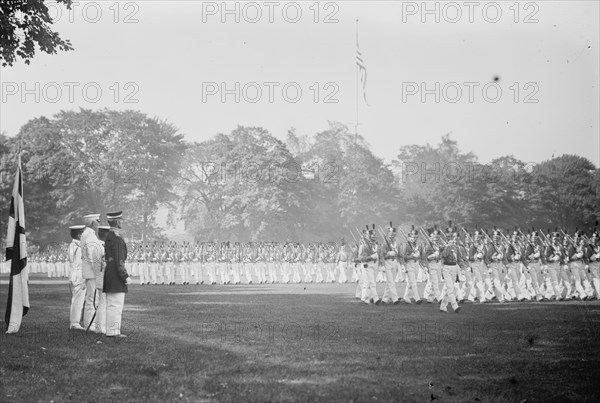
[0,0,73,66]
[179,126,312,242]
[464,155,531,229]
[529,155,598,230]
[298,122,399,240]
[394,134,478,226]
[0,132,16,237]
[10,109,185,245]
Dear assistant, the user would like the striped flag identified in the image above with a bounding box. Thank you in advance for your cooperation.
[356,36,369,106]
[5,155,29,334]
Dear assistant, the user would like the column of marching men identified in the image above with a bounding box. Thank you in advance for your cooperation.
[3,223,599,308]
[131,240,346,286]
[350,221,600,311]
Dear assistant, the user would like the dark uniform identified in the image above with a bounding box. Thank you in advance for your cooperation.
[103,211,129,337]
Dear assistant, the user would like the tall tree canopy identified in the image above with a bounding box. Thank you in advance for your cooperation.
[179,126,311,242]
[2,114,597,245]
[1,109,185,245]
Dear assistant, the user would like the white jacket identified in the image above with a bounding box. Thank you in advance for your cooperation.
[68,240,82,282]
[81,227,102,280]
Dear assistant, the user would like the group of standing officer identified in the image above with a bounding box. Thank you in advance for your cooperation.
[68,211,129,337]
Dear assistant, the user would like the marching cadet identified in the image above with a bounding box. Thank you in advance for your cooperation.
[523,230,545,301]
[351,240,364,299]
[315,243,325,283]
[568,232,589,300]
[150,243,161,285]
[224,241,233,284]
[47,244,56,278]
[57,245,67,278]
[464,231,487,303]
[143,243,152,285]
[323,242,332,283]
[484,230,506,302]
[157,243,166,285]
[455,231,473,303]
[253,242,265,284]
[439,226,463,313]
[380,223,400,304]
[68,225,86,330]
[206,242,217,285]
[350,242,360,283]
[264,243,276,284]
[252,242,261,284]
[292,243,303,283]
[537,230,553,300]
[231,242,241,285]
[577,234,596,298]
[336,239,349,283]
[191,242,203,285]
[303,243,313,283]
[223,242,231,285]
[280,243,290,284]
[138,243,148,285]
[242,242,253,284]
[217,242,226,285]
[126,242,136,280]
[546,232,566,300]
[423,227,443,303]
[179,242,190,285]
[505,230,529,302]
[542,231,561,300]
[559,234,575,299]
[359,225,380,304]
[173,242,182,284]
[587,230,600,299]
[307,243,317,283]
[398,225,424,304]
[166,242,176,285]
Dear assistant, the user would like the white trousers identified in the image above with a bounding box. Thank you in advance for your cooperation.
[441,265,459,310]
[70,280,86,327]
[91,291,107,334]
[83,279,97,330]
[382,260,399,302]
[402,261,421,301]
[106,292,126,336]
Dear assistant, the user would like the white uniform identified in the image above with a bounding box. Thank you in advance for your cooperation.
[81,226,103,331]
[68,239,85,328]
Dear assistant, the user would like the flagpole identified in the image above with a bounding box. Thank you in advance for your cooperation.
[355,19,359,144]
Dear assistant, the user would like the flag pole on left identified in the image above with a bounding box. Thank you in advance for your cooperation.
[5,153,29,334]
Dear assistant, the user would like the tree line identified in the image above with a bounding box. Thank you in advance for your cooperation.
[1,109,598,247]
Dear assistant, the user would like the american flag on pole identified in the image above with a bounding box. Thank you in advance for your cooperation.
[356,36,369,106]
[5,155,29,334]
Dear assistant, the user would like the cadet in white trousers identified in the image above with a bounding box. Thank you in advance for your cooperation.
[439,227,462,313]
[399,227,423,304]
[380,224,400,304]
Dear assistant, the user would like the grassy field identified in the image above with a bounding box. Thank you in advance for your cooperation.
[1,276,600,402]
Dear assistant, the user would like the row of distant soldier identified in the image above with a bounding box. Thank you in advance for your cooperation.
[23,241,344,266]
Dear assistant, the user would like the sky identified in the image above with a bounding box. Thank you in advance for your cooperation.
[1,0,599,167]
